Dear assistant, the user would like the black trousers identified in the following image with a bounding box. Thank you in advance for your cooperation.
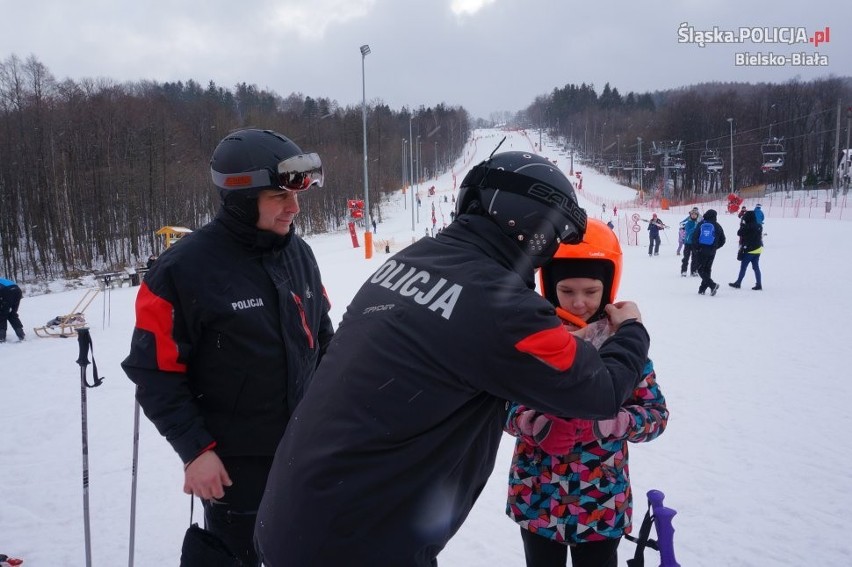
[648,234,660,255]
[695,252,717,292]
[201,456,273,567]
[0,284,24,340]
[680,244,696,274]
[520,528,620,567]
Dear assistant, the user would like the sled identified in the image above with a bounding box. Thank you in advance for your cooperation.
[33,288,100,338]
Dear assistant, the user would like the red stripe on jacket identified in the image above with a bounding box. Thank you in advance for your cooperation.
[135,282,186,372]
[515,326,578,371]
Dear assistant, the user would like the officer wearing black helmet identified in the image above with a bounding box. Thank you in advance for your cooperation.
[122,129,334,565]
[257,149,650,566]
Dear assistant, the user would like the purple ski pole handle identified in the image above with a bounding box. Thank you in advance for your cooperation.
[647,489,666,511]
[647,490,680,567]
[653,506,679,567]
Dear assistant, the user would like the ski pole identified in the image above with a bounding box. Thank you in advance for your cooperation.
[76,327,104,567]
[648,490,680,567]
[128,395,141,567]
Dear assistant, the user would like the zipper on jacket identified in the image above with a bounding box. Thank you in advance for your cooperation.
[290,291,315,350]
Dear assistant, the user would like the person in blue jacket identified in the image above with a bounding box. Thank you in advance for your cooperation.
[0,278,26,342]
[256,151,651,567]
[753,203,765,225]
[680,207,700,277]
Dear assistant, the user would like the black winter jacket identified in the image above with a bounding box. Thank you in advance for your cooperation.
[256,214,650,567]
[121,211,334,463]
[737,211,763,252]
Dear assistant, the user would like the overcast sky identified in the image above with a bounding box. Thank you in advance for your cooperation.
[1,0,848,119]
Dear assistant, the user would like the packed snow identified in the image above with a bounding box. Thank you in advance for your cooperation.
[2,128,850,566]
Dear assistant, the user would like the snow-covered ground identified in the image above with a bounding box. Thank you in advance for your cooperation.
[2,128,850,566]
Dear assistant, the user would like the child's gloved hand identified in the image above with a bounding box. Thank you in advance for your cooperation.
[518,411,595,455]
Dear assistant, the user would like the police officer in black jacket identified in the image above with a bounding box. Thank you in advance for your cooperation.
[256,150,651,566]
[122,129,334,565]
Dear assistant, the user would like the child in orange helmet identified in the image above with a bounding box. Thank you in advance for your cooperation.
[505,219,669,567]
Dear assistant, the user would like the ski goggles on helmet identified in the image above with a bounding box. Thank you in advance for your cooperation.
[276,153,324,191]
[462,164,587,245]
[212,152,324,192]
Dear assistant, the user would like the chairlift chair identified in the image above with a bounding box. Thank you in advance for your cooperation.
[699,148,717,166]
[761,137,785,172]
[700,149,724,172]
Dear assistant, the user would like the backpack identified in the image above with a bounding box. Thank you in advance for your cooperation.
[697,222,715,246]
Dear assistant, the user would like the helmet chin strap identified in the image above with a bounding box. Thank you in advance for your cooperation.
[555,306,588,329]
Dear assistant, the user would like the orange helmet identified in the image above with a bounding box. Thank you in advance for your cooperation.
[538,218,623,325]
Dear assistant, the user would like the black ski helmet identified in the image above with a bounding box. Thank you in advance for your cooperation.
[456,151,587,267]
[210,129,323,224]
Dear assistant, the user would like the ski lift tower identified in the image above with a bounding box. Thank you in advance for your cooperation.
[652,140,683,206]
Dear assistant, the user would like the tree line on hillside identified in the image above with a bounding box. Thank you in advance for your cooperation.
[519,78,852,200]
[3,51,849,282]
[0,54,470,281]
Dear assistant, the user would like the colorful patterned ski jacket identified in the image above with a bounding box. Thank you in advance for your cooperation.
[505,320,668,544]
[121,211,334,463]
[256,214,651,567]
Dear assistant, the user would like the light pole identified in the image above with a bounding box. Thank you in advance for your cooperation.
[360,44,372,259]
[637,137,643,195]
[727,117,735,193]
[539,106,542,150]
[402,138,407,210]
[417,136,422,183]
[409,116,415,232]
[845,106,851,193]
[426,124,441,179]
[434,141,438,178]
[416,135,421,224]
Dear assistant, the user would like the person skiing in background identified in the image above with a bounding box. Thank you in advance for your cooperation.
[680,207,700,276]
[676,224,685,255]
[646,213,665,256]
[121,129,334,566]
[729,209,764,291]
[256,150,651,566]
[689,209,726,296]
[0,277,26,342]
[505,219,669,567]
